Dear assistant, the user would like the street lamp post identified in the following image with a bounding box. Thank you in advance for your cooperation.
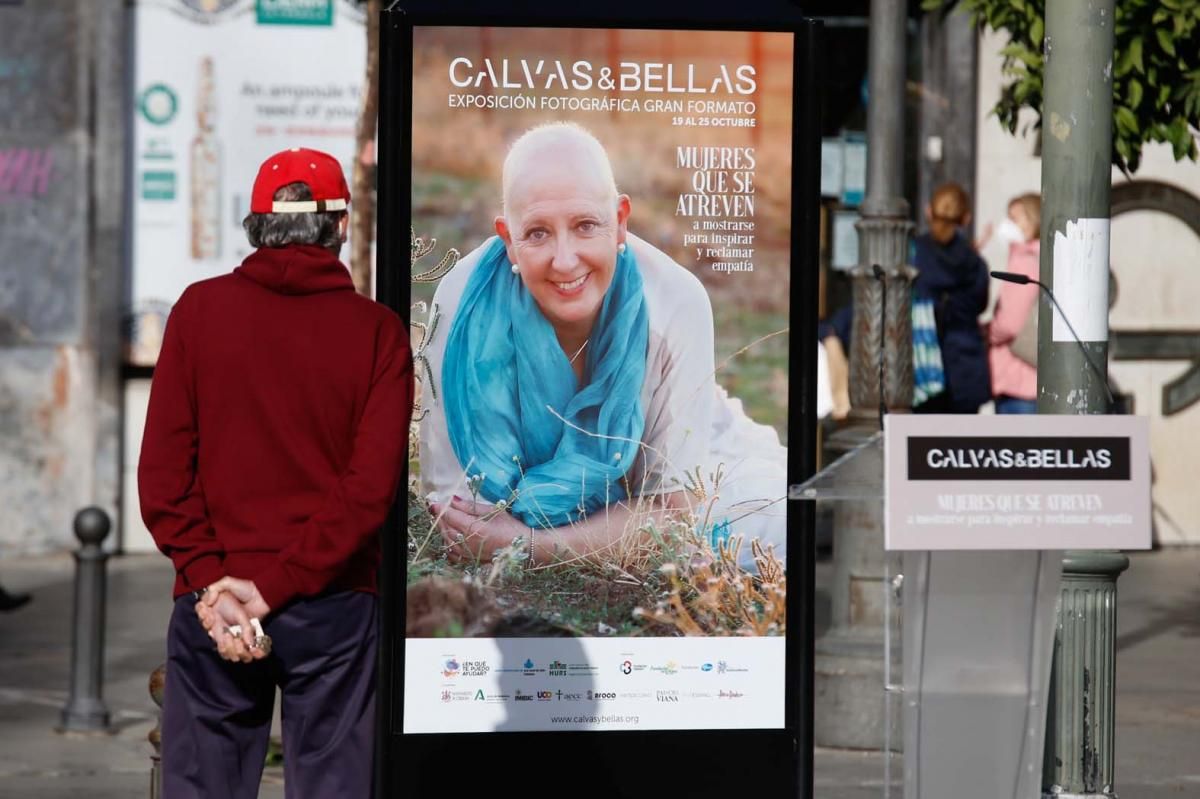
[814,0,915,749]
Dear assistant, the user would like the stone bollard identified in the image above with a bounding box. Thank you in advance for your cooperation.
[59,507,112,732]
[149,664,165,799]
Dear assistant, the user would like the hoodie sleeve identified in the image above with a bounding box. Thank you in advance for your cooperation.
[253,312,413,611]
[138,291,226,592]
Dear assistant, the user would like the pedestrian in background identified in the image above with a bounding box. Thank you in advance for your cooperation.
[988,192,1041,414]
[912,181,990,414]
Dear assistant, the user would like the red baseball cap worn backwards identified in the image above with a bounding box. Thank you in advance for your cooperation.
[250,147,351,214]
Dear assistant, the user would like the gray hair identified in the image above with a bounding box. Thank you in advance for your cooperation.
[242,182,346,254]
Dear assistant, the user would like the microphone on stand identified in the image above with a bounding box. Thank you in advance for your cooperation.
[989,270,1116,406]
[872,264,886,429]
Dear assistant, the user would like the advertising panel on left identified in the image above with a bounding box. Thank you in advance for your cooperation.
[130,0,365,365]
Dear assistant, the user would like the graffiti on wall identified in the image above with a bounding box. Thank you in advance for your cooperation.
[0,147,54,201]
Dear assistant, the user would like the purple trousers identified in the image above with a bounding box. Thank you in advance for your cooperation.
[162,590,377,799]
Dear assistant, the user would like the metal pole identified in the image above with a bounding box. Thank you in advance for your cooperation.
[1044,553,1128,797]
[916,8,979,237]
[853,0,915,425]
[60,507,112,733]
[1038,2,1125,797]
[864,0,906,213]
[815,0,914,750]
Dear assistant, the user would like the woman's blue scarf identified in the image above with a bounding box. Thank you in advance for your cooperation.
[442,237,649,529]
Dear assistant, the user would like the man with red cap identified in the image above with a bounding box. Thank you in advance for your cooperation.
[139,147,411,798]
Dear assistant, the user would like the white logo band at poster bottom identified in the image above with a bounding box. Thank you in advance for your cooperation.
[404,637,785,733]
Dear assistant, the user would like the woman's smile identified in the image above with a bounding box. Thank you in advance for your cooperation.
[552,272,590,295]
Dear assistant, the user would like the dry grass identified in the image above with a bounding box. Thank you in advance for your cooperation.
[633,538,786,637]
[406,475,786,638]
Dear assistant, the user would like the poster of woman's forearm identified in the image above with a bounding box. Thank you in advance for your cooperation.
[404,26,795,733]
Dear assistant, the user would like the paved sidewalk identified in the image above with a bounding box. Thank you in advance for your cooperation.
[0,548,1196,797]
[0,554,284,799]
[1108,548,1200,797]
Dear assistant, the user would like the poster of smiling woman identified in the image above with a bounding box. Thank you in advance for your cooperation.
[393,18,815,740]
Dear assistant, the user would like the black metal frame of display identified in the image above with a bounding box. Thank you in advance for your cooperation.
[374,4,822,797]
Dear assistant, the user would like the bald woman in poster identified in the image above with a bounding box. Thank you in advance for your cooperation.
[418,122,787,571]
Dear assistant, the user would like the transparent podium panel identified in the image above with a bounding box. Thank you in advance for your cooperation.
[797,433,1061,799]
[900,551,1060,799]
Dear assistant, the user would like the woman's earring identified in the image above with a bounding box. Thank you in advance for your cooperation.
[510,263,520,274]
[617,243,627,255]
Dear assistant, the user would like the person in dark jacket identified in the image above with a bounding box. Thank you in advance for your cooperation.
[139,147,412,798]
[912,182,990,413]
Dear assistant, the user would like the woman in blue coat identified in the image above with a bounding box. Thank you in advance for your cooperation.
[912,182,991,413]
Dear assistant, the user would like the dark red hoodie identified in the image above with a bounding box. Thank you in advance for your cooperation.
[138,244,411,612]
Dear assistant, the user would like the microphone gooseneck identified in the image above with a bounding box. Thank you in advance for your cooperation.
[990,270,1030,285]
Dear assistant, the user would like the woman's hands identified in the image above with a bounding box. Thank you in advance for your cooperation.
[431,490,691,569]
[432,496,532,564]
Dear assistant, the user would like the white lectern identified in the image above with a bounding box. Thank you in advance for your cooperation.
[796,414,1150,799]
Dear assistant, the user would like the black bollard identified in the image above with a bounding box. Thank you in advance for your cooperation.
[60,507,112,732]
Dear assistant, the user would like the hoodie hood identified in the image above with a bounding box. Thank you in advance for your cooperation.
[234,245,354,295]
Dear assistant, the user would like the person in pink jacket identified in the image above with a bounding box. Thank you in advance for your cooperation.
[988,193,1041,413]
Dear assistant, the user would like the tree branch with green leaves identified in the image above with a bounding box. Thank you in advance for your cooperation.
[924,0,1200,173]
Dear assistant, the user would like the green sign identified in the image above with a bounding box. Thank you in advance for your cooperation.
[141,170,176,201]
[256,0,333,26]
